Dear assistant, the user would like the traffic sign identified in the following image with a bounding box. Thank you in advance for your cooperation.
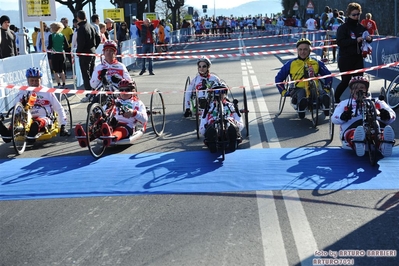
[307,1,314,9]
[293,2,299,11]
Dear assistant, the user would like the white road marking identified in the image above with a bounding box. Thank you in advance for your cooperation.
[239,38,320,266]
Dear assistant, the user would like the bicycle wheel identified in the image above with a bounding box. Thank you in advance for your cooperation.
[385,74,399,109]
[183,76,190,112]
[309,80,319,128]
[364,100,379,166]
[328,88,335,142]
[242,87,249,137]
[217,99,226,161]
[11,102,28,155]
[195,93,200,139]
[86,103,106,159]
[150,89,166,136]
[60,93,72,134]
[276,76,290,117]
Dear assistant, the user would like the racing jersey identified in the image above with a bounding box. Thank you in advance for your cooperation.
[113,96,148,130]
[199,98,244,136]
[90,59,132,89]
[184,73,221,109]
[275,56,332,93]
[332,97,396,140]
[16,89,68,126]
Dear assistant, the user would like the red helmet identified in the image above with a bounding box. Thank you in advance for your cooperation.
[349,76,369,90]
[118,79,137,91]
[103,40,118,51]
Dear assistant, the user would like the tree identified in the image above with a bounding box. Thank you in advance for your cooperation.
[161,0,185,30]
[54,0,96,17]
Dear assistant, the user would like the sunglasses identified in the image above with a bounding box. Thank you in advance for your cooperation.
[198,65,208,68]
[119,88,132,92]
[350,13,361,17]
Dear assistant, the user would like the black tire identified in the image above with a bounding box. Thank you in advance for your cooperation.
[60,93,72,134]
[217,98,225,161]
[150,89,166,136]
[380,87,387,102]
[183,76,190,112]
[385,74,399,109]
[309,81,319,128]
[276,76,290,117]
[11,102,28,155]
[364,99,379,166]
[328,88,335,142]
[86,103,106,159]
[242,87,249,137]
[195,93,200,139]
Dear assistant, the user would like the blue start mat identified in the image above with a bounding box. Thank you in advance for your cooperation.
[0,147,398,200]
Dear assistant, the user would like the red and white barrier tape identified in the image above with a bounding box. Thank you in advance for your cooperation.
[2,60,399,95]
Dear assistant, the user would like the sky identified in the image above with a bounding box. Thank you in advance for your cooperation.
[185,0,257,9]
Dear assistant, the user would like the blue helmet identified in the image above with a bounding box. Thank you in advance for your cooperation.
[26,67,43,78]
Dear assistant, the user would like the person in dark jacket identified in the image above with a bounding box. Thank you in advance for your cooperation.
[0,15,17,59]
[335,2,372,103]
[76,10,100,102]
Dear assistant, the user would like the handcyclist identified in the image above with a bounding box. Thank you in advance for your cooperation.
[275,38,333,119]
[184,56,222,117]
[80,40,132,103]
[332,76,396,157]
[0,67,70,144]
[199,81,243,153]
[74,79,148,148]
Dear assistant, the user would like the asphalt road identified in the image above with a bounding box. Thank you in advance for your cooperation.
[0,30,398,266]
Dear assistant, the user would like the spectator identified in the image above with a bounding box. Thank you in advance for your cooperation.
[61,17,73,72]
[98,22,107,43]
[135,18,159,75]
[76,10,101,102]
[0,15,17,58]
[104,18,114,40]
[48,22,68,89]
[361,13,379,35]
[90,14,100,35]
[155,21,165,52]
[32,27,39,52]
[335,2,372,103]
[71,18,78,49]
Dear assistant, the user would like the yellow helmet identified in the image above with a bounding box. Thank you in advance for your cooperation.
[296,38,312,47]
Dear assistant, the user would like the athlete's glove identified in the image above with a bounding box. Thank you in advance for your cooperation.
[379,108,391,121]
[281,89,287,97]
[340,109,353,122]
[99,69,108,84]
[111,75,121,84]
[184,108,192,117]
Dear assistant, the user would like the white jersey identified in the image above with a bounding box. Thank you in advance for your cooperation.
[332,97,396,140]
[114,96,148,130]
[16,89,68,126]
[199,98,244,135]
[90,59,132,89]
[184,74,221,109]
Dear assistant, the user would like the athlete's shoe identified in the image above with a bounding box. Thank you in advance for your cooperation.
[353,126,366,157]
[380,125,395,157]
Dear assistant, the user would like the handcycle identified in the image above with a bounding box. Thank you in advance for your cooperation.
[351,92,394,166]
[183,74,249,139]
[81,88,165,159]
[203,91,239,161]
[0,91,72,155]
[276,76,335,134]
[380,73,399,110]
